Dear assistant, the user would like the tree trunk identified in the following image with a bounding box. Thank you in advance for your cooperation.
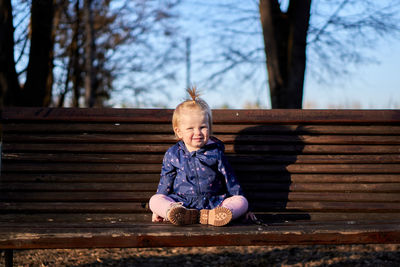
[84,0,97,107]
[259,0,311,109]
[72,0,82,107]
[0,0,21,107]
[23,0,54,106]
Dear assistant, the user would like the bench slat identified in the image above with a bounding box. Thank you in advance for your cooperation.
[239,173,400,183]
[3,153,400,164]
[2,212,400,224]
[2,213,400,224]
[4,143,400,154]
[0,173,159,183]
[251,201,400,212]
[3,162,400,174]
[1,182,157,191]
[2,201,399,213]
[4,123,400,134]
[2,192,399,203]
[2,182,400,193]
[0,202,147,213]
[249,192,400,202]
[1,192,153,202]
[3,108,400,123]
[2,173,399,183]
[4,133,400,144]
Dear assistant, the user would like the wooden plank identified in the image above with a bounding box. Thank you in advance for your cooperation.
[0,173,160,183]
[2,153,164,164]
[2,212,400,224]
[1,163,162,173]
[0,182,157,192]
[228,144,400,154]
[3,108,400,123]
[3,133,400,144]
[4,123,400,135]
[0,222,400,249]
[3,143,400,154]
[248,192,400,202]
[4,153,400,164]
[0,202,149,213]
[2,133,176,143]
[214,109,400,124]
[251,201,400,212]
[238,173,400,183]
[2,173,400,184]
[215,125,400,134]
[3,162,400,174]
[222,134,400,145]
[3,201,398,213]
[254,212,400,222]
[229,154,400,164]
[0,213,151,223]
[243,183,400,192]
[2,123,173,133]
[1,108,175,122]
[2,182,400,193]
[2,219,399,228]
[2,143,170,153]
[236,164,400,173]
[0,192,154,202]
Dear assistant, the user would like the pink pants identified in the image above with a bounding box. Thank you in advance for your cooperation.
[149,194,249,221]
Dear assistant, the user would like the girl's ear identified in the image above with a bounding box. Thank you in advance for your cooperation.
[174,127,182,139]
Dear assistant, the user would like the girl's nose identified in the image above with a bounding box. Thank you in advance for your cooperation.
[194,128,202,135]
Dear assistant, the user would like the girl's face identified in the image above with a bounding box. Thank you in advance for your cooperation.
[175,109,210,152]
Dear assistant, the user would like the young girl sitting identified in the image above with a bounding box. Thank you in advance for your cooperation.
[149,87,249,226]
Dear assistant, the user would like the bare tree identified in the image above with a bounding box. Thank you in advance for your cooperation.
[83,0,97,107]
[0,0,22,106]
[52,0,183,107]
[2,0,182,107]
[19,0,54,106]
[191,0,400,108]
[0,0,54,107]
[259,0,311,108]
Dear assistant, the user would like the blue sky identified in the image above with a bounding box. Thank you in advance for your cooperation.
[143,0,400,110]
[303,40,400,109]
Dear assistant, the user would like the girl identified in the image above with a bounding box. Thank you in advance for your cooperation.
[149,87,249,226]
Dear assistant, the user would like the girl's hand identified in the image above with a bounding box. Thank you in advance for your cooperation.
[152,212,165,222]
[245,212,259,223]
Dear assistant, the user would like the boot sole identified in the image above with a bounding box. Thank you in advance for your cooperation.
[168,206,199,225]
[200,207,232,226]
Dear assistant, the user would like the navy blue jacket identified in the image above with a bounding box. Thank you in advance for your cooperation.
[156,137,243,209]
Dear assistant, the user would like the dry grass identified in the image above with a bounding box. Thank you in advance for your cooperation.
[2,244,399,266]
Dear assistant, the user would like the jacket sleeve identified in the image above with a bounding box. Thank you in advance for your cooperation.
[156,151,177,195]
[218,150,243,196]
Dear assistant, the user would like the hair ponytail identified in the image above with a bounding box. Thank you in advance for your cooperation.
[187,86,200,103]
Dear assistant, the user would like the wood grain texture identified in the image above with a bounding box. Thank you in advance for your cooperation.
[1,107,400,250]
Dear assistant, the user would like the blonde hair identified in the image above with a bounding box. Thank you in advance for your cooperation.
[172,86,213,137]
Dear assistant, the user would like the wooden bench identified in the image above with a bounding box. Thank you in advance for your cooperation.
[1,107,400,266]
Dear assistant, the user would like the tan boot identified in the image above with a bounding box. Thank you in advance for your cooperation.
[167,203,199,225]
[200,207,232,226]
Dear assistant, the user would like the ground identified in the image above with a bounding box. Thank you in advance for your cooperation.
[1,244,399,266]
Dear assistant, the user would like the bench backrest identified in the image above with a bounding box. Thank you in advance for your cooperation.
[1,108,400,224]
